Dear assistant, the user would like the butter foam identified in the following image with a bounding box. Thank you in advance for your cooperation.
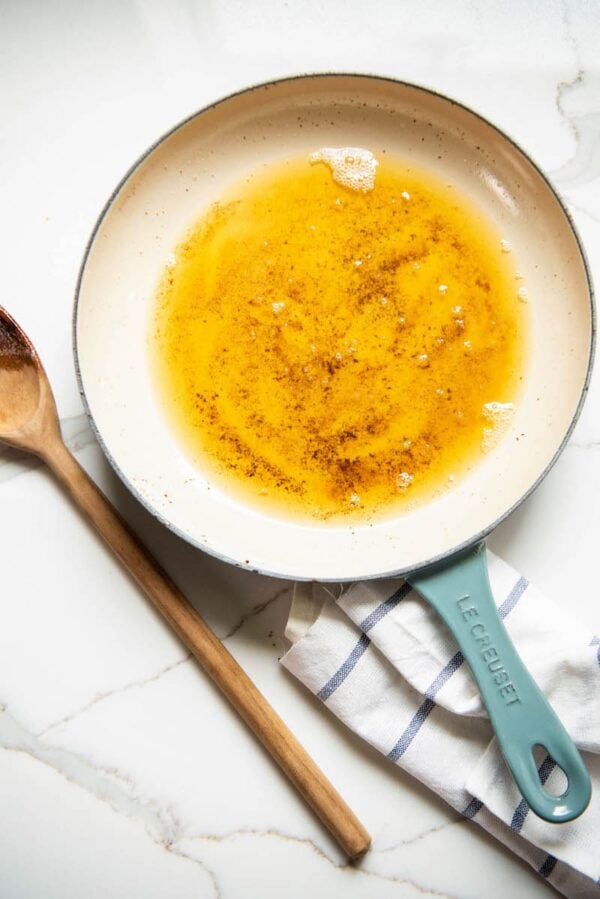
[309,147,379,192]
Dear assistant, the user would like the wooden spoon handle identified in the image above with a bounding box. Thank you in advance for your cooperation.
[42,436,371,859]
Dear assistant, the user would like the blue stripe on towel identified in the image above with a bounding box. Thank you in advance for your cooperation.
[538,855,558,878]
[509,797,530,833]
[510,755,556,833]
[359,582,413,633]
[317,583,413,702]
[387,699,436,761]
[386,575,529,760]
[461,798,484,819]
[317,633,371,702]
[498,576,528,619]
[424,650,464,700]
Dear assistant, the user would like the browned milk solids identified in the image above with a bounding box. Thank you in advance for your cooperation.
[152,149,527,521]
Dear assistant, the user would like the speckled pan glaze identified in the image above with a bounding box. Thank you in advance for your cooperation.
[74,74,594,582]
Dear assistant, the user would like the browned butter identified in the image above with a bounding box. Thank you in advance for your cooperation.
[152,150,527,521]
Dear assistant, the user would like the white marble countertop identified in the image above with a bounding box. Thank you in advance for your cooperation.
[1,1,599,896]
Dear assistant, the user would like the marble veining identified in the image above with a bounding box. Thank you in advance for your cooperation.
[36,654,194,739]
[0,701,464,899]
[551,4,600,192]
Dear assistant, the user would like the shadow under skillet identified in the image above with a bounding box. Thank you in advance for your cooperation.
[71,441,292,641]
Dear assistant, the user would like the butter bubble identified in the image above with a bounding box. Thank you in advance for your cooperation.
[310,147,379,192]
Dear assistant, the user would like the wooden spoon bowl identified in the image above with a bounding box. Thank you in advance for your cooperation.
[0,310,54,446]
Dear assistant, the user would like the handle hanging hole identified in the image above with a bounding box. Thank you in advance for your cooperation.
[533,745,568,798]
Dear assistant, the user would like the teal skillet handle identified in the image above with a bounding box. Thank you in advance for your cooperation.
[408,543,591,823]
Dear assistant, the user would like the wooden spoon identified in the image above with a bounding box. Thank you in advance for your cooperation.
[0,305,371,860]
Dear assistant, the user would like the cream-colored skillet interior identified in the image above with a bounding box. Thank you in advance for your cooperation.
[75,75,594,582]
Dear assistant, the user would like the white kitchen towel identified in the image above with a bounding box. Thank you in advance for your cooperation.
[281,551,600,898]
